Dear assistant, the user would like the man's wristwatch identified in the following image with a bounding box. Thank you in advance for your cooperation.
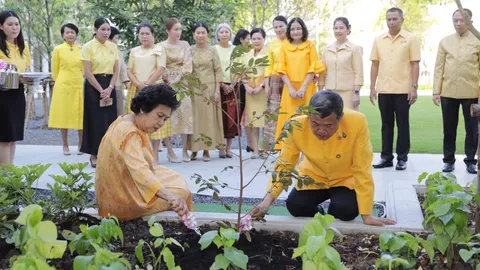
[412,83,418,89]
[108,85,114,89]
[260,84,265,89]
[354,90,360,95]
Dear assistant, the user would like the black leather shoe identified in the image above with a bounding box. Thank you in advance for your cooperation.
[373,159,393,169]
[395,160,407,170]
[467,164,477,174]
[246,146,254,152]
[442,163,454,172]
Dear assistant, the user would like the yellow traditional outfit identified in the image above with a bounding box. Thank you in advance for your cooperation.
[274,40,325,149]
[156,40,193,138]
[0,41,31,142]
[242,47,268,128]
[125,44,166,119]
[266,110,374,216]
[96,117,193,220]
[48,42,84,130]
[188,45,224,151]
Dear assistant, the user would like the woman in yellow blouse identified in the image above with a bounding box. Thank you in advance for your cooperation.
[48,23,84,156]
[318,17,363,111]
[157,18,193,163]
[0,10,33,165]
[241,28,268,159]
[126,23,166,164]
[274,17,326,150]
[264,16,288,150]
[96,84,192,220]
[80,17,119,168]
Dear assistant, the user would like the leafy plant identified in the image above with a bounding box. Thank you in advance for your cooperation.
[74,243,131,270]
[459,233,480,269]
[292,213,346,270]
[375,231,434,269]
[47,162,94,219]
[62,216,123,256]
[0,188,18,241]
[10,204,67,269]
[135,216,183,270]
[198,227,248,270]
[419,172,473,269]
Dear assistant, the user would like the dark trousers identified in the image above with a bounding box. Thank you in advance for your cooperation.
[441,97,478,165]
[286,187,359,221]
[378,94,410,162]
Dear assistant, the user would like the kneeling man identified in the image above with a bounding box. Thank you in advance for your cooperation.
[251,90,396,226]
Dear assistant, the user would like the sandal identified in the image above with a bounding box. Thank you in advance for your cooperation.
[191,152,198,160]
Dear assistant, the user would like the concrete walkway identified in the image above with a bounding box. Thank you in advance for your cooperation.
[14,144,476,202]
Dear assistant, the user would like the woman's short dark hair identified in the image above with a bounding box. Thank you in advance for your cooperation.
[333,17,351,35]
[130,84,180,114]
[193,22,209,33]
[250,28,266,38]
[233,29,250,46]
[109,26,119,40]
[286,17,308,42]
[0,10,26,58]
[61,23,79,36]
[273,15,288,26]
[309,90,344,120]
[136,22,154,35]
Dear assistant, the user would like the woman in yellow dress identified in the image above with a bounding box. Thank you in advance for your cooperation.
[241,28,268,159]
[264,16,287,150]
[126,23,166,164]
[48,23,84,155]
[157,18,193,163]
[96,84,193,220]
[188,22,224,162]
[274,17,326,150]
[0,10,33,165]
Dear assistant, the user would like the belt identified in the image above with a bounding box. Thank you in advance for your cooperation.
[93,74,112,77]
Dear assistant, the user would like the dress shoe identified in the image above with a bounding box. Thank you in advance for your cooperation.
[467,164,477,174]
[442,163,455,173]
[395,160,407,171]
[372,159,393,169]
[246,146,254,152]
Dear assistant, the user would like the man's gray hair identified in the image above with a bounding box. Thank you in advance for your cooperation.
[309,90,344,120]
[214,23,232,44]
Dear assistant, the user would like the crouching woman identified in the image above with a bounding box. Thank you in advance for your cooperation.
[95,84,193,220]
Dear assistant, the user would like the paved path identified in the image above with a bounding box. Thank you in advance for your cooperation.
[15,145,475,202]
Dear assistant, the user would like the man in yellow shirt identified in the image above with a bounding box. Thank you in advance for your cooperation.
[433,8,480,174]
[250,90,396,226]
[370,7,421,171]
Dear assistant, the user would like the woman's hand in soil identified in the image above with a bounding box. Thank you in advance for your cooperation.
[361,215,396,226]
[249,196,274,219]
[169,197,189,217]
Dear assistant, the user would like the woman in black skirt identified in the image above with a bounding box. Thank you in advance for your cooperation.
[79,17,119,168]
[0,10,34,166]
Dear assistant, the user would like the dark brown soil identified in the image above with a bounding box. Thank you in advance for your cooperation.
[0,215,475,269]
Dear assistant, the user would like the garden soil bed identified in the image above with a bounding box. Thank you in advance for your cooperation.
[0,215,474,269]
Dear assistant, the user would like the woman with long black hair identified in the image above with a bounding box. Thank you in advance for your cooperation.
[80,17,119,167]
[0,10,33,166]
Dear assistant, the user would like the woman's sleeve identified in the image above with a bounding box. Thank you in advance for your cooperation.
[51,47,60,81]
[212,47,223,83]
[181,42,193,76]
[308,41,325,74]
[275,45,287,75]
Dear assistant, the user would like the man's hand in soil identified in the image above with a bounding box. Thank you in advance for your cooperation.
[362,215,396,226]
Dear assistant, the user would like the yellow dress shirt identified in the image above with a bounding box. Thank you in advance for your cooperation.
[80,38,119,74]
[433,31,480,99]
[215,44,235,83]
[265,38,287,77]
[127,45,166,83]
[0,41,31,73]
[319,40,364,91]
[266,110,375,215]
[276,40,326,82]
[370,29,421,94]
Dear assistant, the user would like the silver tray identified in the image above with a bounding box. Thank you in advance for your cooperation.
[20,72,51,80]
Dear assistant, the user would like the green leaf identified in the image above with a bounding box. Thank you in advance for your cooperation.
[135,239,145,263]
[161,247,176,270]
[435,234,450,254]
[324,245,343,268]
[305,236,323,259]
[419,239,435,263]
[292,245,306,258]
[459,249,475,263]
[224,247,248,270]
[433,202,451,217]
[154,238,164,248]
[379,231,394,250]
[199,230,218,250]
[147,215,156,227]
[150,225,164,237]
[214,254,230,269]
[34,237,67,259]
[61,230,77,241]
[73,255,94,270]
[15,204,42,226]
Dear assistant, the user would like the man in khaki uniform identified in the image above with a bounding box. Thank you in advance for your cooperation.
[370,7,421,171]
[433,8,480,174]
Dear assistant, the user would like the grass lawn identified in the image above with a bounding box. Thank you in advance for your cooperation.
[359,96,466,154]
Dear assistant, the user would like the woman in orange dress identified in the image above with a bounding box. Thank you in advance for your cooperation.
[96,84,193,220]
[274,17,326,149]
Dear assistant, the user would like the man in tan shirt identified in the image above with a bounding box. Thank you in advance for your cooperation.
[433,8,480,174]
[370,7,421,171]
